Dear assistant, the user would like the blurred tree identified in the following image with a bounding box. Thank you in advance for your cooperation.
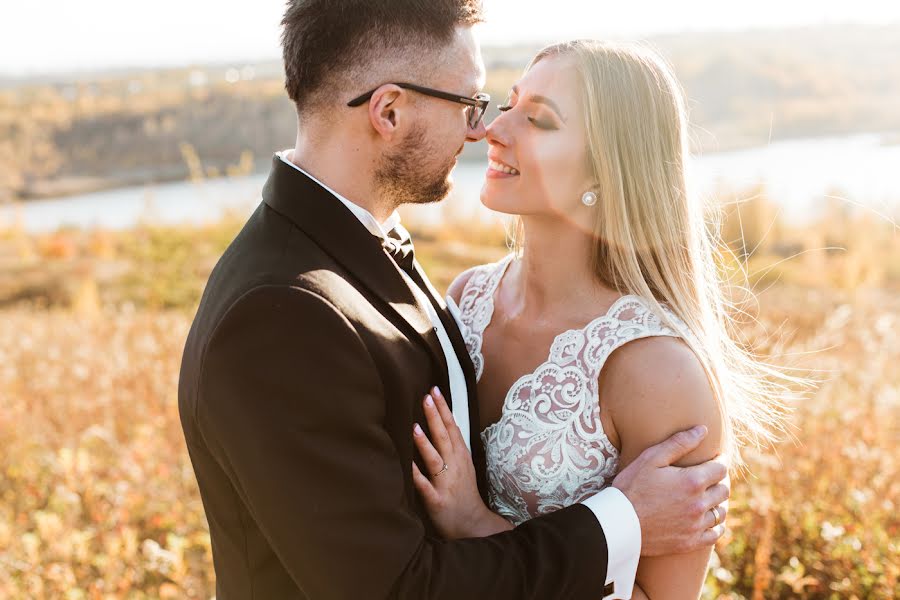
[0,86,69,201]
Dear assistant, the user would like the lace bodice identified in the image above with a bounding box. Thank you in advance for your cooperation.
[455,255,685,525]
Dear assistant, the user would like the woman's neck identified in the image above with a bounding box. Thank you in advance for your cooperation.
[506,215,615,321]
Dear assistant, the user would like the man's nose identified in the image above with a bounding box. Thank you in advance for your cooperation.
[466,119,487,142]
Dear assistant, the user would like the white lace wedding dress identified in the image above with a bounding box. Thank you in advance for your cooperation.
[452,254,686,526]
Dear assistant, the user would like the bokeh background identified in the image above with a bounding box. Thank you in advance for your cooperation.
[1,1,898,598]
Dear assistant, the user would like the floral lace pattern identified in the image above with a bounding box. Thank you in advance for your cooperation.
[455,256,514,381]
[457,255,685,525]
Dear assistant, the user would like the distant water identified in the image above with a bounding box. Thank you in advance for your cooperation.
[2,132,898,233]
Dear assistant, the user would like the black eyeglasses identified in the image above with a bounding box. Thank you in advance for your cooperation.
[347,82,491,129]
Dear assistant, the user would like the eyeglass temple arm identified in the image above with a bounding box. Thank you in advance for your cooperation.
[346,91,375,107]
[347,83,484,107]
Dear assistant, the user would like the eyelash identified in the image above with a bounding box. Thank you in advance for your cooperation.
[497,104,555,130]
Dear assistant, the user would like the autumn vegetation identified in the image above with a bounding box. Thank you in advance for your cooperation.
[1,22,898,600]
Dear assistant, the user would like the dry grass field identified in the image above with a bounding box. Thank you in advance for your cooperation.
[0,204,897,598]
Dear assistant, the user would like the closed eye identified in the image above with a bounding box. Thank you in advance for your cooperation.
[528,117,556,131]
[498,103,556,130]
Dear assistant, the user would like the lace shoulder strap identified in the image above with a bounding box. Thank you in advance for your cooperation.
[546,295,688,382]
[455,254,514,381]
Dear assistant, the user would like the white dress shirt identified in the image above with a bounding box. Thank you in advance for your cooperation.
[276,150,640,599]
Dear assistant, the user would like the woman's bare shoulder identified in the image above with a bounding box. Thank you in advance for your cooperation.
[448,257,507,305]
[600,335,724,467]
[446,267,480,305]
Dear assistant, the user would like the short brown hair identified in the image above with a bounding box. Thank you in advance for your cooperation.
[281,0,484,115]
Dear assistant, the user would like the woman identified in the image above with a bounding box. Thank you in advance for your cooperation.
[410,40,792,599]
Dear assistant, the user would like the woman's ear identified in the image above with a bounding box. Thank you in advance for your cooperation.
[368,84,406,140]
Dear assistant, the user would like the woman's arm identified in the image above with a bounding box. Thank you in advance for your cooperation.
[631,584,651,600]
[600,336,725,600]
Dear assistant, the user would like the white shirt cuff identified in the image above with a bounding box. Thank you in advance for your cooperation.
[580,487,641,599]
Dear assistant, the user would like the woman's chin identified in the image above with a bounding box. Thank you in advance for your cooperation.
[479,189,525,216]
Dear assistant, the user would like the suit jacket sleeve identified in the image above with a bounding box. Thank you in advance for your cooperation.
[194,283,610,599]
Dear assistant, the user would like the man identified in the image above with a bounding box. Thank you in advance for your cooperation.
[178,1,730,598]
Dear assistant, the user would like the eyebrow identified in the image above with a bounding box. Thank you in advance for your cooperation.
[511,85,566,121]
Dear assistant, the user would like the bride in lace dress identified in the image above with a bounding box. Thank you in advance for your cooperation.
[410,40,792,599]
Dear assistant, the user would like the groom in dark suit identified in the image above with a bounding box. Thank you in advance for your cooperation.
[178,1,730,598]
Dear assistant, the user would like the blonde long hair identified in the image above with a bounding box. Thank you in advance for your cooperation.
[515,40,797,464]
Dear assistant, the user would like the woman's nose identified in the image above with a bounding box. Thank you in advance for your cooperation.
[485,113,509,147]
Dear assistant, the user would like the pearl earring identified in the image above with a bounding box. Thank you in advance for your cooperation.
[581,191,597,207]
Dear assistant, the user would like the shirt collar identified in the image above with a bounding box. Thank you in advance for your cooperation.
[276,149,400,239]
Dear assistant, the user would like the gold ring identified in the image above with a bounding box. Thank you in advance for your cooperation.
[710,506,722,527]
[431,463,449,479]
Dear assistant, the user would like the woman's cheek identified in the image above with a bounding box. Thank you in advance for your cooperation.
[532,147,581,212]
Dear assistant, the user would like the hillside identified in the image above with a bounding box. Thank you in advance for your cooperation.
[2,24,899,201]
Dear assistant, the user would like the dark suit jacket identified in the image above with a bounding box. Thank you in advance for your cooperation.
[178,156,610,599]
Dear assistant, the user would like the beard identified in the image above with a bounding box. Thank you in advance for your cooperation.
[375,123,459,206]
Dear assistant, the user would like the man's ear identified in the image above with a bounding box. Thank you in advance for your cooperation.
[368,84,407,140]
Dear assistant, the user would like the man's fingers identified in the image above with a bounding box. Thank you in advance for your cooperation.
[701,502,728,529]
[646,425,708,467]
[703,483,730,511]
[699,523,727,546]
[685,459,728,493]
[714,454,732,471]
[413,422,446,475]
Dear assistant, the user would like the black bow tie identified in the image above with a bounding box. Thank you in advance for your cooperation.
[381,223,416,274]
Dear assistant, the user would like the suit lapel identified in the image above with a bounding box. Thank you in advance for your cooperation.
[261,156,446,376]
[411,258,448,311]
[263,155,489,501]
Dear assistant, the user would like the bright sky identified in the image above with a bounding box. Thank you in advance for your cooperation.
[2,0,899,76]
